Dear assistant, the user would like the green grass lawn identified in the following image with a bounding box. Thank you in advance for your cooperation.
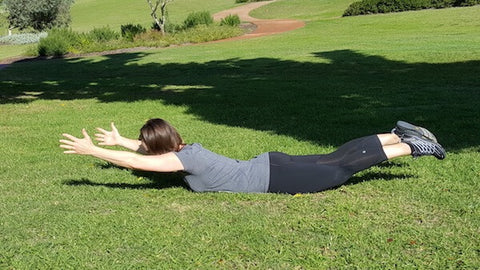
[1,0,479,268]
[0,44,33,60]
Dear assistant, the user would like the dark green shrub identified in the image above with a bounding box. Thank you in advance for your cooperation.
[183,11,213,29]
[37,28,80,56]
[38,37,69,56]
[375,0,431,12]
[455,0,480,6]
[151,22,160,31]
[343,0,480,16]
[220,14,241,27]
[88,26,119,42]
[4,0,74,31]
[151,21,183,34]
[343,0,377,16]
[121,23,146,41]
[165,23,184,34]
[430,0,454,7]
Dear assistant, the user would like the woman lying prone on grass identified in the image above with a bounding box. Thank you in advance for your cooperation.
[60,119,445,194]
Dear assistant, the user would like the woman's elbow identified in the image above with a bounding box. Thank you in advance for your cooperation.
[127,156,163,172]
[124,153,182,172]
[125,156,145,171]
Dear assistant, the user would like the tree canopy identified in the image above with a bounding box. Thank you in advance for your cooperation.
[4,0,74,31]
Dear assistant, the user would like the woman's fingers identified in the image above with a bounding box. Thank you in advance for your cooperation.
[59,139,74,145]
[62,133,78,141]
[60,136,79,152]
[95,127,109,143]
[60,128,97,156]
[82,128,89,138]
[94,123,119,146]
[96,127,108,134]
[59,141,77,154]
[94,131,109,145]
[59,144,74,150]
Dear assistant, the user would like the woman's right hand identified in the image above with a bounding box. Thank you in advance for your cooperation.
[95,122,122,146]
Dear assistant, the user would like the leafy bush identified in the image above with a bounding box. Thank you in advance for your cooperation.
[0,32,47,44]
[151,21,183,34]
[430,0,456,7]
[133,30,174,47]
[87,26,119,42]
[183,11,213,29]
[220,14,241,27]
[456,0,480,5]
[34,20,245,56]
[134,25,243,47]
[4,0,74,31]
[343,0,480,16]
[37,28,80,56]
[181,25,243,43]
[120,24,146,41]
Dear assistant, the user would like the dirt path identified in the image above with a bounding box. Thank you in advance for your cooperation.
[0,0,304,67]
[213,0,305,41]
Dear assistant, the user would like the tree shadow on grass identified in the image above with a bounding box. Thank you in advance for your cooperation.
[1,49,479,150]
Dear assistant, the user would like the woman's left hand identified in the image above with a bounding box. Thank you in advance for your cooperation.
[60,129,96,155]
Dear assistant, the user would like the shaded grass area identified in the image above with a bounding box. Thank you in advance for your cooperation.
[1,49,479,150]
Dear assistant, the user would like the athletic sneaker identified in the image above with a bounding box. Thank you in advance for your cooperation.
[403,136,446,160]
[392,120,438,143]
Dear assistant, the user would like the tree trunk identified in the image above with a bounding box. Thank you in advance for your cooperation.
[160,1,167,35]
[146,0,172,36]
[146,0,162,32]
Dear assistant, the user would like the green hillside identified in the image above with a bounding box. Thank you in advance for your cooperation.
[0,0,240,59]
[70,0,239,32]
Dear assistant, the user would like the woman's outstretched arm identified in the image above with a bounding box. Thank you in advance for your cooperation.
[95,122,147,153]
[60,129,184,172]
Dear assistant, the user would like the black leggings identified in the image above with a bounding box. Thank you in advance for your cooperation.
[268,135,387,194]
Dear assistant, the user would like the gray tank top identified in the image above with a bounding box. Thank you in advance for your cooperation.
[174,143,270,193]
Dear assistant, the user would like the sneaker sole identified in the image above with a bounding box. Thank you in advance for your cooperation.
[396,121,438,143]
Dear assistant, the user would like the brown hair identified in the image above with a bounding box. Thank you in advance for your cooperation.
[138,118,183,154]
